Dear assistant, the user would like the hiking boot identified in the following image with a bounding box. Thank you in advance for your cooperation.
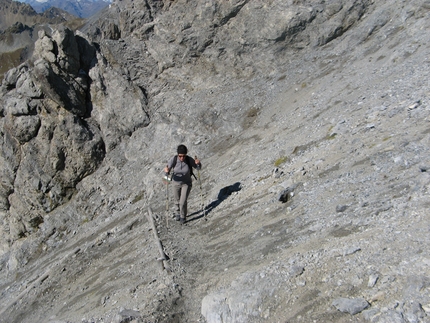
[173,214,180,221]
[180,218,186,225]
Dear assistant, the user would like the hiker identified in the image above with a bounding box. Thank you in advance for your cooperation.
[164,144,202,224]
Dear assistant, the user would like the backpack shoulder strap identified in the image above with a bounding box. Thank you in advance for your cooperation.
[185,156,197,180]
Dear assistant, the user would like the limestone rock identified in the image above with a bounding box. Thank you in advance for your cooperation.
[0,29,102,241]
[332,297,370,315]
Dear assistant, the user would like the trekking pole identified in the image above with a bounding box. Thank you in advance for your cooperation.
[195,156,206,219]
[165,178,169,228]
[163,165,171,229]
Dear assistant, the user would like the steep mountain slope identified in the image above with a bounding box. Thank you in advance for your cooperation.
[0,0,430,322]
[0,0,42,30]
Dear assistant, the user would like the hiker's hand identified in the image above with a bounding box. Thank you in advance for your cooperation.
[195,158,200,165]
[164,166,169,173]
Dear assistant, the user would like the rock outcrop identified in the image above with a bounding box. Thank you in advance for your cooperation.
[0,24,150,244]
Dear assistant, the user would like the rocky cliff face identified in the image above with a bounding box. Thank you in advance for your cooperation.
[0,0,430,322]
[1,23,151,243]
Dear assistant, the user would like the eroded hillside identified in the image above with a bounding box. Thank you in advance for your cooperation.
[0,1,430,322]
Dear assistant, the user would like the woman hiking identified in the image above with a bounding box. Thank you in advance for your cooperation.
[164,144,202,224]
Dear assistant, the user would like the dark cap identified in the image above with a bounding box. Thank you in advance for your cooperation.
[177,144,188,154]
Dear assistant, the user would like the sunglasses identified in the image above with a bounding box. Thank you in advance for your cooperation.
[178,154,187,158]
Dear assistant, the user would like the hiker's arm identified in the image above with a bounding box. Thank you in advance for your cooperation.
[164,157,174,174]
[194,157,202,170]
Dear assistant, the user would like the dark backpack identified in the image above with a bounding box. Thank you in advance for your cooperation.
[172,155,197,180]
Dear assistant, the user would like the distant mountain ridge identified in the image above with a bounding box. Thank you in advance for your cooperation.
[0,0,74,31]
[0,0,84,79]
[16,0,111,18]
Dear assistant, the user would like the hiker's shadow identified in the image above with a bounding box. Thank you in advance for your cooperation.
[188,182,242,222]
